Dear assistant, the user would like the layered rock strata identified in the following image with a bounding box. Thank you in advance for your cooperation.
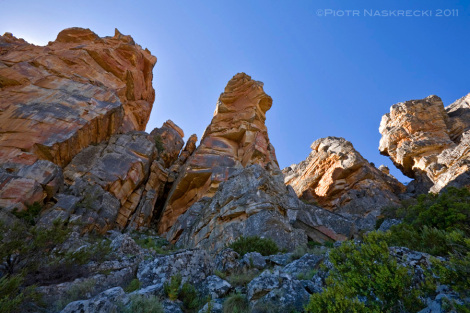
[283,137,405,216]
[158,73,279,233]
[379,94,470,193]
[0,28,157,210]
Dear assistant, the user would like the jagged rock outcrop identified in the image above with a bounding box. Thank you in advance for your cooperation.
[283,137,405,216]
[36,118,191,232]
[379,94,470,193]
[166,164,363,253]
[0,28,157,211]
[150,120,185,168]
[158,73,279,233]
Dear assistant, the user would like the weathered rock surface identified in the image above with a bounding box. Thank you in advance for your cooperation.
[137,249,214,288]
[0,28,156,210]
[41,132,156,232]
[60,287,129,313]
[158,73,279,233]
[379,94,470,193]
[283,137,405,216]
[36,118,190,232]
[150,120,185,168]
[167,164,363,253]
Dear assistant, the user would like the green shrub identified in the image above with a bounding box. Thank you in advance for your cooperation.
[305,232,428,313]
[227,269,259,287]
[155,135,164,153]
[124,278,141,293]
[179,281,200,310]
[214,270,226,280]
[432,237,470,299]
[11,202,43,226]
[163,274,182,301]
[122,294,163,313]
[0,274,40,313]
[223,293,249,313]
[398,187,470,235]
[163,274,202,311]
[305,283,367,313]
[386,224,466,256]
[135,236,174,254]
[229,236,279,256]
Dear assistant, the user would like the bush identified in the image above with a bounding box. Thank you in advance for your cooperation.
[386,224,466,256]
[179,281,200,310]
[398,187,470,235]
[155,135,164,153]
[227,269,259,287]
[229,236,279,256]
[305,232,428,313]
[122,294,163,313]
[163,274,182,301]
[0,274,40,313]
[223,293,249,313]
[11,202,43,226]
[124,278,141,293]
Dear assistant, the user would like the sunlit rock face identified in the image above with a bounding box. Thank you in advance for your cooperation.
[0,27,156,211]
[157,73,279,233]
[283,137,405,216]
[379,94,470,193]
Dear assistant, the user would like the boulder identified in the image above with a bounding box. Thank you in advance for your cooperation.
[158,73,279,233]
[198,275,232,299]
[379,94,470,193]
[283,137,405,216]
[150,120,185,168]
[137,249,213,287]
[60,287,129,313]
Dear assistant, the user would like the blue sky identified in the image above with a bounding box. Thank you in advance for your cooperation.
[1,0,469,182]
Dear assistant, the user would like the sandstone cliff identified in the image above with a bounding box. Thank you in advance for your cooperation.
[0,28,156,211]
[283,137,405,216]
[379,94,470,193]
[157,73,279,233]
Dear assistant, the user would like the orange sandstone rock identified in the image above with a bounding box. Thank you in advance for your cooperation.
[379,94,470,193]
[0,27,156,211]
[0,27,156,168]
[157,73,279,233]
[283,137,405,215]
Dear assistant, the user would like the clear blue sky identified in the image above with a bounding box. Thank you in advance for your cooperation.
[1,0,469,182]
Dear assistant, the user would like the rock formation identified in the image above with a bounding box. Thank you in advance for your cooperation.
[283,137,405,216]
[379,94,470,193]
[158,73,279,233]
[0,28,156,211]
[166,164,363,253]
[37,119,191,233]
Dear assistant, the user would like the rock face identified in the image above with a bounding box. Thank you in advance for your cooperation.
[0,28,156,211]
[36,119,190,233]
[158,73,279,233]
[166,164,362,253]
[379,94,470,193]
[283,137,405,216]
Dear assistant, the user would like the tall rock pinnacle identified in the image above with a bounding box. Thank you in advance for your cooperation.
[157,73,279,233]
